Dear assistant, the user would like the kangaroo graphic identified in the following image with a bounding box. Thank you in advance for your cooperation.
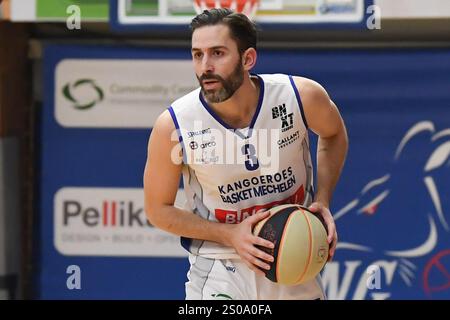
[330,121,450,296]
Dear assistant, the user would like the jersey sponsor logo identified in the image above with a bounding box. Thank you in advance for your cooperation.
[195,152,220,164]
[189,141,199,150]
[272,103,294,132]
[225,265,236,273]
[189,140,215,150]
[278,130,300,149]
[187,128,211,137]
[215,185,305,224]
[211,293,233,300]
[218,167,296,204]
[201,141,216,149]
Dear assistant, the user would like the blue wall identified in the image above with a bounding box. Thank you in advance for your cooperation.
[38,46,450,299]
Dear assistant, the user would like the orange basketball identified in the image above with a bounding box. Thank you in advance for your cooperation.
[253,204,329,285]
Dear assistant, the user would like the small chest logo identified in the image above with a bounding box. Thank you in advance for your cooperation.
[272,103,294,132]
[189,141,199,150]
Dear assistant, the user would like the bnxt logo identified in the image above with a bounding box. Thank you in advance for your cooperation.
[272,103,293,132]
[62,79,104,110]
[63,200,151,227]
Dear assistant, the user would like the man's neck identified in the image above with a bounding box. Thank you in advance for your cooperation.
[207,75,260,129]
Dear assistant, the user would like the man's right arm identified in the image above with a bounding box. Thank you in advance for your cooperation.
[143,110,273,274]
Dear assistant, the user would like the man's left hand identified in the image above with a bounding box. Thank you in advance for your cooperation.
[308,202,337,262]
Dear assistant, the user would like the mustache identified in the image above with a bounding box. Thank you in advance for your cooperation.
[198,73,225,83]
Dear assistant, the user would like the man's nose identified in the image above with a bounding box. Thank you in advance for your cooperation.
[201,55,214,74]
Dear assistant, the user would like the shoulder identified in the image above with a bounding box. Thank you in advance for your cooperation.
[258,73,292,86]
[151,109,177,142]
[290,76,344,136]
[260,74,329,104]
[147,109,184,163]
[290,76,331,107]
[171,87,201,111]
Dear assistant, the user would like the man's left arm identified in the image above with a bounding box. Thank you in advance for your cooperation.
[293,76,349,261]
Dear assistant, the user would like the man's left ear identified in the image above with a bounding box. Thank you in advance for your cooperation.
[242,48,257,71]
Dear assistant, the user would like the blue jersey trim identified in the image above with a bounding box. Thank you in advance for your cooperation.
[289,75,309,129]
[180,237,192,252]
[168,106,187,164]
[198,74,265,139]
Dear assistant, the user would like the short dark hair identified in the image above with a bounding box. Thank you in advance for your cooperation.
[190,8,257,53]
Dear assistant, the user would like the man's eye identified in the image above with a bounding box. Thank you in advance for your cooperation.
[193,52,203,59]
[214,51,224,56]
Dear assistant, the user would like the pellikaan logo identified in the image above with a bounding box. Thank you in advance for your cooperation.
[54,187,187,257]
[272,103,293,132]
[62,79,104,110]
[322,121,450,299]
[62,199,149,228]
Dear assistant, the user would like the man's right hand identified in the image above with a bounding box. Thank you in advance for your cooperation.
[224,211,275,276]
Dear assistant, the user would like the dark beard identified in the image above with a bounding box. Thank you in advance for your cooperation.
[197,61,244,103]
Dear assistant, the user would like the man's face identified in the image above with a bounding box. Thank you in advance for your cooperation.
[191,24,244,103]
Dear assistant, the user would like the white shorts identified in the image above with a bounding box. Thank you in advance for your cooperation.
[185,254,326,300]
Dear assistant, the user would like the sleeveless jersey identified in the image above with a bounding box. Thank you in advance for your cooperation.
[169,73,314,259]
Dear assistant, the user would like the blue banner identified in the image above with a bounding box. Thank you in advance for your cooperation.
[39,45,450,299]
[254,49,450,299]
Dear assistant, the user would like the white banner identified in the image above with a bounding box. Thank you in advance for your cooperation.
[54,187,188,257]
[55,59,198,128]
[9,0,36,21]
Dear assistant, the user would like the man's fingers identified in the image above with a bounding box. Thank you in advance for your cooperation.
[330,232,338,254]
[308,203,321,212]
[247,210,271,225]
[326,221,336,244]
[252,236,275,250]
[327,253,334,262]
[250,256,271,271]
[326,231,338,262]
[306,202,338,262]
[320,212,335,243]
[244,259,266,276]
[250,246,274,263]
[252,266,266,276]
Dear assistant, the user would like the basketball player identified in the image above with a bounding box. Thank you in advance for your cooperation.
[143,9,348,300]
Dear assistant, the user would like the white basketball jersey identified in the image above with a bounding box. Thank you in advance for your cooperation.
[169,73,314,259]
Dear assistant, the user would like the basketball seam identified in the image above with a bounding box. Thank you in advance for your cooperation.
[276,212,295,283]
[295,210,313,284]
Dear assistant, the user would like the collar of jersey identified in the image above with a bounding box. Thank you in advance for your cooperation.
[198,74,265,139]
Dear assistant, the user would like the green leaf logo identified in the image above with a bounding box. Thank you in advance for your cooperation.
[62,79,104,110]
